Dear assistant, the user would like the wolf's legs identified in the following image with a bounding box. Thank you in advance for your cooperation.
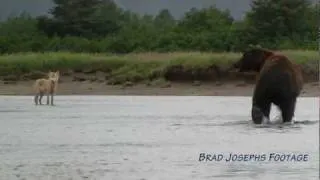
[50,93,54,106]
[46,94,50,105]
[34,94,39,105]
[39,92,44,105]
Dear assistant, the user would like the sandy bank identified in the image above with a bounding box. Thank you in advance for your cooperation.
[0,80,318,97]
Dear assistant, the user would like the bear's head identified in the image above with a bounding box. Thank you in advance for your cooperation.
[230,47,274,73]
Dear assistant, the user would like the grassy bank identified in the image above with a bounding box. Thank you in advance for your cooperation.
[0,50,318,85]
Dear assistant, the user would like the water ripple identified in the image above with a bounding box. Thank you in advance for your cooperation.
[0,96,318,180]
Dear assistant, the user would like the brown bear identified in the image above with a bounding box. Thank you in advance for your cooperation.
[230,47,303,124]
[230,47,274,72]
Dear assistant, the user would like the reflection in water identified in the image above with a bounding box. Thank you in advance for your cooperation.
[0,96,318,180]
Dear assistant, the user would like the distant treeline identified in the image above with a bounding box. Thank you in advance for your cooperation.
[0,0,318,54]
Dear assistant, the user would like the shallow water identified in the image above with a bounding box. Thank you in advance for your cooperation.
[0,96,318,180]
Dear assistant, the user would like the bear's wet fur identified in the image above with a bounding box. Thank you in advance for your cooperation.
[232,48,303,124]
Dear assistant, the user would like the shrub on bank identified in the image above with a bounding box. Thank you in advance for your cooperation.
[0,50,317,84]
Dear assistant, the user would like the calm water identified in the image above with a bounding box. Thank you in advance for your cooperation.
[0,96,318,180]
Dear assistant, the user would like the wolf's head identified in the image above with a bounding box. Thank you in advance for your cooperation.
[48,71,60,82]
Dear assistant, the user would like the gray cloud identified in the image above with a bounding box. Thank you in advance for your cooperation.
[0,0,316,20]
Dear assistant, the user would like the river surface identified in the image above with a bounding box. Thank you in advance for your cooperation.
[0,96,318,180]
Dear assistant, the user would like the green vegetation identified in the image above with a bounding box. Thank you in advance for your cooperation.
[0,50,317,84]
[0,0,318,84]
[0,0,318,54]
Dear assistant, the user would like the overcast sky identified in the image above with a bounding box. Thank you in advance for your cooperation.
[0,0,317,20]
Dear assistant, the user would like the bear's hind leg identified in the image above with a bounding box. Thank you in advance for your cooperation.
[280,98,297,123]
[251,102,271,124]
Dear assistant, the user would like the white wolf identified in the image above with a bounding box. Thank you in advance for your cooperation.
[33,71,60,105]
